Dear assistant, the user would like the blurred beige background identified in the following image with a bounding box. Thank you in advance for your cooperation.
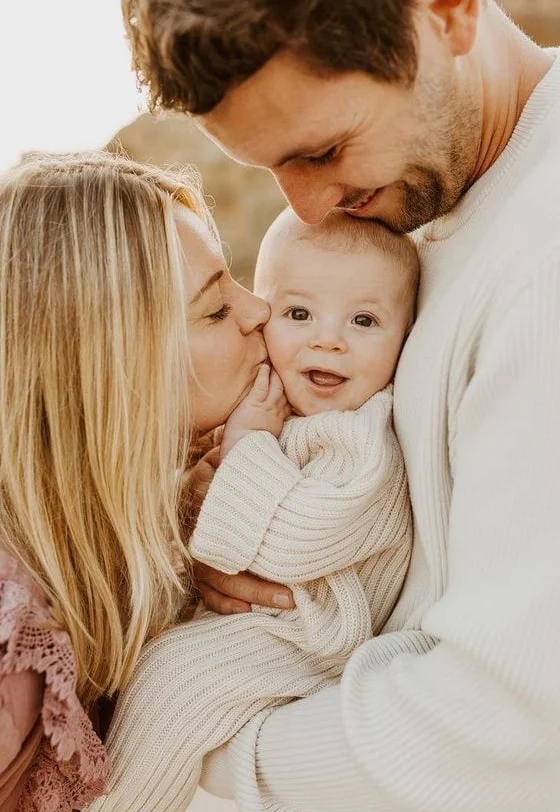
[111,3,558,810]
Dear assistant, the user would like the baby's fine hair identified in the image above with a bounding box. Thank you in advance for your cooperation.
[259,207,420,320]
[0,150,210,704]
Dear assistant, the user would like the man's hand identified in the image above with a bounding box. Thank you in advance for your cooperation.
[221,364,291,460]
[194,561,295,614]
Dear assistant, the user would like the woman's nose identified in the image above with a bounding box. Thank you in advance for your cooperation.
[239,289,270,334]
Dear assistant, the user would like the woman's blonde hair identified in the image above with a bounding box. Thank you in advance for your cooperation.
[0,150,212,705]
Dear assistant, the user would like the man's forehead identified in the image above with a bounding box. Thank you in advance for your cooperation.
[198,116,338,170]
[196,52,356,167]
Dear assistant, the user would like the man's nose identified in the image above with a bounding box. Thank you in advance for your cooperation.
[273,170,343,225]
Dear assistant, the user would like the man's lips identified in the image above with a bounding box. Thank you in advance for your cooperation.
[342,188,383,215]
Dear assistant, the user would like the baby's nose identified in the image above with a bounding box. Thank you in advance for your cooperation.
[309,325,348,353]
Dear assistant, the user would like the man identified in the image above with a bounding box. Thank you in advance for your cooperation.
[121,1,560,809]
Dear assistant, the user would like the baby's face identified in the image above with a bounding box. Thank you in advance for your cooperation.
[256,238,411,417]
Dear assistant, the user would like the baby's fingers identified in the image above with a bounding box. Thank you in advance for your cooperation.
[267,368,286,403]
[250,363,271,401]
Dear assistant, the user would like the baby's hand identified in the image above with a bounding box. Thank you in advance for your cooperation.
[221,364,291,460]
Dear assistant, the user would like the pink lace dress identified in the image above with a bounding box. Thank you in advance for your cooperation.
[0,549,109,811]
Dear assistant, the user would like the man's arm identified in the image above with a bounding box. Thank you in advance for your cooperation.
[218,259,560,810]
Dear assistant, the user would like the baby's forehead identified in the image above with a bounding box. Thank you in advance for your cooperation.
[261,261,404,320]
[255,209,419,304]
[258,235,398,284]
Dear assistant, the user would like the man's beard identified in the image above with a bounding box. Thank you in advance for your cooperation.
[375,76,480,233]
[342,123,478,233]
[379,164,453,233]
[343,165,462,234]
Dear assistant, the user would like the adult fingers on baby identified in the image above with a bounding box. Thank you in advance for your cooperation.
[212,425,225,446]
[194,562,295,612]
[195,563,254,614]
[199,583,252,615]
[201,446,220,470]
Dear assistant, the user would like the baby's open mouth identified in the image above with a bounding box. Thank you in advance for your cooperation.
[303,369,348,388]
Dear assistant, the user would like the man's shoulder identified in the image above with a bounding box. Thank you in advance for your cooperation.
[504,148,560,267]
[483,108,560,293]
[507,69,560,239]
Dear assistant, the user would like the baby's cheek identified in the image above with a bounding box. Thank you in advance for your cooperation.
[263,333,298,403]
[263,322,291,372]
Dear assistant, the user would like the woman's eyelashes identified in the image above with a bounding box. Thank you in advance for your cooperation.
[207,302,232,322]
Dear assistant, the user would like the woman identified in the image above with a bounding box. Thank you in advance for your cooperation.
[0,150,268,811]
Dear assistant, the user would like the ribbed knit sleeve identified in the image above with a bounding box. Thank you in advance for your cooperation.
[88,390,411,811]
[224,254,560,811]
[190,388,407,583]
[189,431,303,575]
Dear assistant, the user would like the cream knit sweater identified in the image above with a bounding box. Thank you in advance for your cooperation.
[89,388,411,811]
[205,52,560,812]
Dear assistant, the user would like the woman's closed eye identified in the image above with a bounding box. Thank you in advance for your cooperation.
[352,312,379,328]
[207,302,232,322]
[285,307,311,321]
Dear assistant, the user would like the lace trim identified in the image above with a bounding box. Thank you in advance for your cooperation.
[1,551,109,810]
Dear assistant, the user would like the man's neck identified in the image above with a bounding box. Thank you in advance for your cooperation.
[469,3,554,184]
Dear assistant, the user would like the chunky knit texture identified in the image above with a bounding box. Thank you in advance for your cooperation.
[88,388,411,811]
[210,52,560,812]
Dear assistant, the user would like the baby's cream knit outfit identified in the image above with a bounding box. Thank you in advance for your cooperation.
[89,386,411,811]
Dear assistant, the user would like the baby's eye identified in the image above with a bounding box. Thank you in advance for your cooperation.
[287,307,311,321]
[352,313,377,328]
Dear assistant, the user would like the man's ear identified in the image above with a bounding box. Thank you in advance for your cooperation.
[427,0,481,57]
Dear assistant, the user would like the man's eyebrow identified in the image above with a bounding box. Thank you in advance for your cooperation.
[190,270,224,304]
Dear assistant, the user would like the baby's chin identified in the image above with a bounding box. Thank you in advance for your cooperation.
[282,389,312,418]
[285,388,374,418]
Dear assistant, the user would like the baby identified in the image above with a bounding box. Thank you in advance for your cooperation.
[92,208,420,812]
[221,205,418,445]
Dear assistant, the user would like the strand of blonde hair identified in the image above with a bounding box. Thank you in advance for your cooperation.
[0,151,211,704]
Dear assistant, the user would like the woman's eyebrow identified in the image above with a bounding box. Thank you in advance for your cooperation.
[190,270,224,304]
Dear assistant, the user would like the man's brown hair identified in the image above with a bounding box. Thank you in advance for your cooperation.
[122,0,419,115]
